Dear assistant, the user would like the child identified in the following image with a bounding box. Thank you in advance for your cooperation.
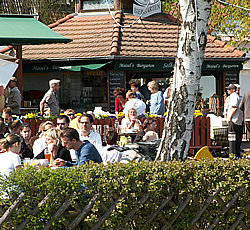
[100,128,122,165]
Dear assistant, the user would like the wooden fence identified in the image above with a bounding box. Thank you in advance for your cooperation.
[0,186,249,229]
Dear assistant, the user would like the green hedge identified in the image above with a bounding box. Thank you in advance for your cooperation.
[0,156,249,229]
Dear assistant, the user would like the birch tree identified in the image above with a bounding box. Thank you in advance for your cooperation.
[155,0,211,161]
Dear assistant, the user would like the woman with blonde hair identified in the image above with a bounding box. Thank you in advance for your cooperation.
[0,134,22,176]
[147,81,165,116]
[44,128,72,162]
[121,107,141,133]
[32,121,54,158]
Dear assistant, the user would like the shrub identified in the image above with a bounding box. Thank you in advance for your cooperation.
[0,157,249,229]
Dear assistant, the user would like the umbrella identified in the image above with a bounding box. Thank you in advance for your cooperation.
[0,58,18,88]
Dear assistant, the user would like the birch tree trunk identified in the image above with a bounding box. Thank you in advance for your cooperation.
[155,0,211,161]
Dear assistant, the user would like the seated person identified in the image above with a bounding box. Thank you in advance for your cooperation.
[19,123,34,159]
[142,131,159,142]
[43,128,72,162]
[0,134,22,177]
[64,109,76,124]
[134,117,158,143]
[7,120,22,136]
[121,108,141,133]
[32,121,54,158]
[54,128,102,167]
[77,114,102,150]
[100,128,122,165]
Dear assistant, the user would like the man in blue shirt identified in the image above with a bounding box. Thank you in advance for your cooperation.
[54,127,102,166]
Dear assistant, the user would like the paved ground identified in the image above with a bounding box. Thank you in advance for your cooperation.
[217,138,250,158]
[241,140,250,153]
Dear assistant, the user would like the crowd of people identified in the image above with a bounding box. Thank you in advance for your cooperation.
[0,107,162,177]
[0,77,175,177]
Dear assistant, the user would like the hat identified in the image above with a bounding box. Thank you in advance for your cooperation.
[234,84,240,89]
[226,84,236,90]
[10,77,17,82]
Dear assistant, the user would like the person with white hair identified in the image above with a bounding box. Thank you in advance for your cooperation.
[40,79,61,115]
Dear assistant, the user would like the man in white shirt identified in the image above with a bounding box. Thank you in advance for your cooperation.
[77,114,102,151]
[226,84,243,157]
[123,90,146,116]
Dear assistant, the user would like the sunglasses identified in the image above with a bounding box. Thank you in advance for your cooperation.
[67,114,75,116]
[57,123,66,126]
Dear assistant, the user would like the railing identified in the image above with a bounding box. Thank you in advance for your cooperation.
[0,185,248,229]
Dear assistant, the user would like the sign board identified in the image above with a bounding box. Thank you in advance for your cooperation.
[203,62,242,71]
[108,70,125,113]
[133,0,161,18]
[225,71,239,87]
[114,60,243,71]
[114,60,174,71]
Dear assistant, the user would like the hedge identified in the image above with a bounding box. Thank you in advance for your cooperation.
[0,156,249,229]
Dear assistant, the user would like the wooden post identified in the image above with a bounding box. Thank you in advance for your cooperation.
[16,45,23,107]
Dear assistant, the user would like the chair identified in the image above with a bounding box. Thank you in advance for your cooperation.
[209,94,220,115]
[194,146,214,160]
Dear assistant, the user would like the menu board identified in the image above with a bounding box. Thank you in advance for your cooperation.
[108,70,125,113]
[225,71,239,87]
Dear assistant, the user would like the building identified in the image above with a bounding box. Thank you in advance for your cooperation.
[2,0,246,113]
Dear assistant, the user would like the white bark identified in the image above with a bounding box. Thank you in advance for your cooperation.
[156,0,211,161]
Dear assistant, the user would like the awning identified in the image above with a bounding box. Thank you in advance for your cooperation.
[0,15,72,45]
[0,59,18,88]
[60,61,112,71]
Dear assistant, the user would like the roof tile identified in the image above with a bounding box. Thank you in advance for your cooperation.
[19,12,245,60]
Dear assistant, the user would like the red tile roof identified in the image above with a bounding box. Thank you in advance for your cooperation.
[18,12,245,60]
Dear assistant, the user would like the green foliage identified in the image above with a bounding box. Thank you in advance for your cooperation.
[162,0,250,50]
[0,158,249,229]
[0,0,74,25]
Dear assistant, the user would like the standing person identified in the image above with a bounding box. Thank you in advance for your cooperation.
[123,90,146,116]
[6,77,21,116]
[226,84,243,157]
[130,81,145,102]
[239,90,250,134]
[40,79,61,115]
[0,85,5,113]
[163,76,173,109]
[147,81,165,116]
[141,78,152,113]
[113,87,127,115]
[54,128,102,167]
[77,114,102,148]
[0,134,22,177]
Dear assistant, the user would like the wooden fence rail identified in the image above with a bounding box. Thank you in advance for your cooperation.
[0,187,249,229]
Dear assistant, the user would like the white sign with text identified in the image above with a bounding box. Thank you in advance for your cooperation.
[133,0,161,18]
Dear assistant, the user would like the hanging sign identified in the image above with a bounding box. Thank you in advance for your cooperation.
[133,0,161,18]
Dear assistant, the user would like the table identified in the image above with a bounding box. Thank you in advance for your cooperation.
[212,127,228,147]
